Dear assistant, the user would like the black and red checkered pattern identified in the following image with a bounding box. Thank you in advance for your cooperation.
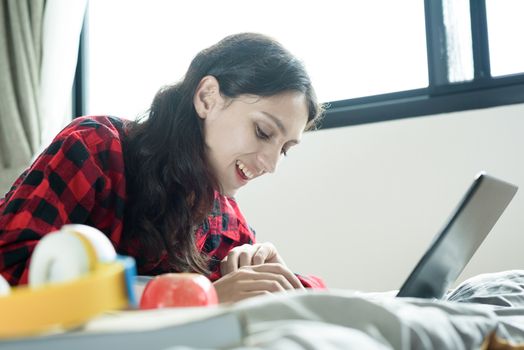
[0,116,325,289]
[0,116,128,285]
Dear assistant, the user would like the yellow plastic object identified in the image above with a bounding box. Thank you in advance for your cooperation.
[0,262,129,339]
[70,231,98,271]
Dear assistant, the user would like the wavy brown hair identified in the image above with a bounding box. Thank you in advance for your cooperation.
[122,33,324,274]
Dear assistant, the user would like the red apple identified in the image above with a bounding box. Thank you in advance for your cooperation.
[139,273,218,309]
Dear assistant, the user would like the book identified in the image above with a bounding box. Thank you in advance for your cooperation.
[0,306,244,350]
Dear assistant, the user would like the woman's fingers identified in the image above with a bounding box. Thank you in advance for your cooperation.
[237,269,294,290]
[221,252,304,290]
[220,254,235,276]
[238,250,252,269]
[221,247,241,275]
[220,242,285,275]
[252,243,276,265]
[248,263,304,290]
[213,266,304,303]
[221,244,254,275]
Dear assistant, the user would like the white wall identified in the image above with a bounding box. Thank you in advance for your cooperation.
[236,102,524,292]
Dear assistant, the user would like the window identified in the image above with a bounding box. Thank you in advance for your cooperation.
[84,0,427,118]
[442,0,474,83]
[76,0,524,129]
[486,0,524,77]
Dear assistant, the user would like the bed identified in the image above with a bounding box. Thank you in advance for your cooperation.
[2,270,524,350]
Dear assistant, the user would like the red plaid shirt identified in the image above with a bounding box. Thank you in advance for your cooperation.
[0,116,325,289]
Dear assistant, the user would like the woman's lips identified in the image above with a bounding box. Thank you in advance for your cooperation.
[235,160,255,181]
[236,164,249,182]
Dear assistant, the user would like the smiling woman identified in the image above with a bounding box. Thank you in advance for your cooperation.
[0,33,326,303]
[196,85,309,196]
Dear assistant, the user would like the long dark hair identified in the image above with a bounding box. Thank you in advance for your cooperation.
[123,33,324,274]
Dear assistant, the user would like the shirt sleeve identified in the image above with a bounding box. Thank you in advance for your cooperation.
[0,118,123,286]
[297,274,327,289]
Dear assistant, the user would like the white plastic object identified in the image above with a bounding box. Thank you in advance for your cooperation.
[29,232,92,287]
[0,274,11,296]
[61,224,117,263]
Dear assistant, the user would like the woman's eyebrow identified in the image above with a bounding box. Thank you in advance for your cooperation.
[261,111,287,135]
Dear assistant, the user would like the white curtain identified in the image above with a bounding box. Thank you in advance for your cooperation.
[0,0,87,194]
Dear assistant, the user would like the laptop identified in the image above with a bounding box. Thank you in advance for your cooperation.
[396,172,518,299]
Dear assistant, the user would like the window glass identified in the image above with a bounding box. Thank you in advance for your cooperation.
[86,0,428,119]
[486,0,524,77]
[443,0,474,83]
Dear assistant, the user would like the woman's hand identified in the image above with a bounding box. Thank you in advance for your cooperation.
[220,242,286,275]
[214,243,305,303]
[213,263,304,303]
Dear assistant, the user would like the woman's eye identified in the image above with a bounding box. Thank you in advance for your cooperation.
[255,125,270,140]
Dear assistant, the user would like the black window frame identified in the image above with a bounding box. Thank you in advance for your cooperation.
[73,0,524,129]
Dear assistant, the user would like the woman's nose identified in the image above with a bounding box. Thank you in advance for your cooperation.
[257,147,280,174]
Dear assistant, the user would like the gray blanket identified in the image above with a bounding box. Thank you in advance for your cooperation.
[220,270,524,350]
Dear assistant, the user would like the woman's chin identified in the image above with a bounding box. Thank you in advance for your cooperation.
[217,184,239,198]
[223,188,239,198]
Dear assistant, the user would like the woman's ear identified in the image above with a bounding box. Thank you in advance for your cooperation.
[193,76,221,119]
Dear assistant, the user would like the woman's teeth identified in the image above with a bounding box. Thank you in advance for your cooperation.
[236,160,254,179]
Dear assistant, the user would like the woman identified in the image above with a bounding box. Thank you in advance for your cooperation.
[0,33,325,303]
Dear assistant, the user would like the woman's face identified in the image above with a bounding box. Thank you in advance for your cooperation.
[195,78,308,197]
